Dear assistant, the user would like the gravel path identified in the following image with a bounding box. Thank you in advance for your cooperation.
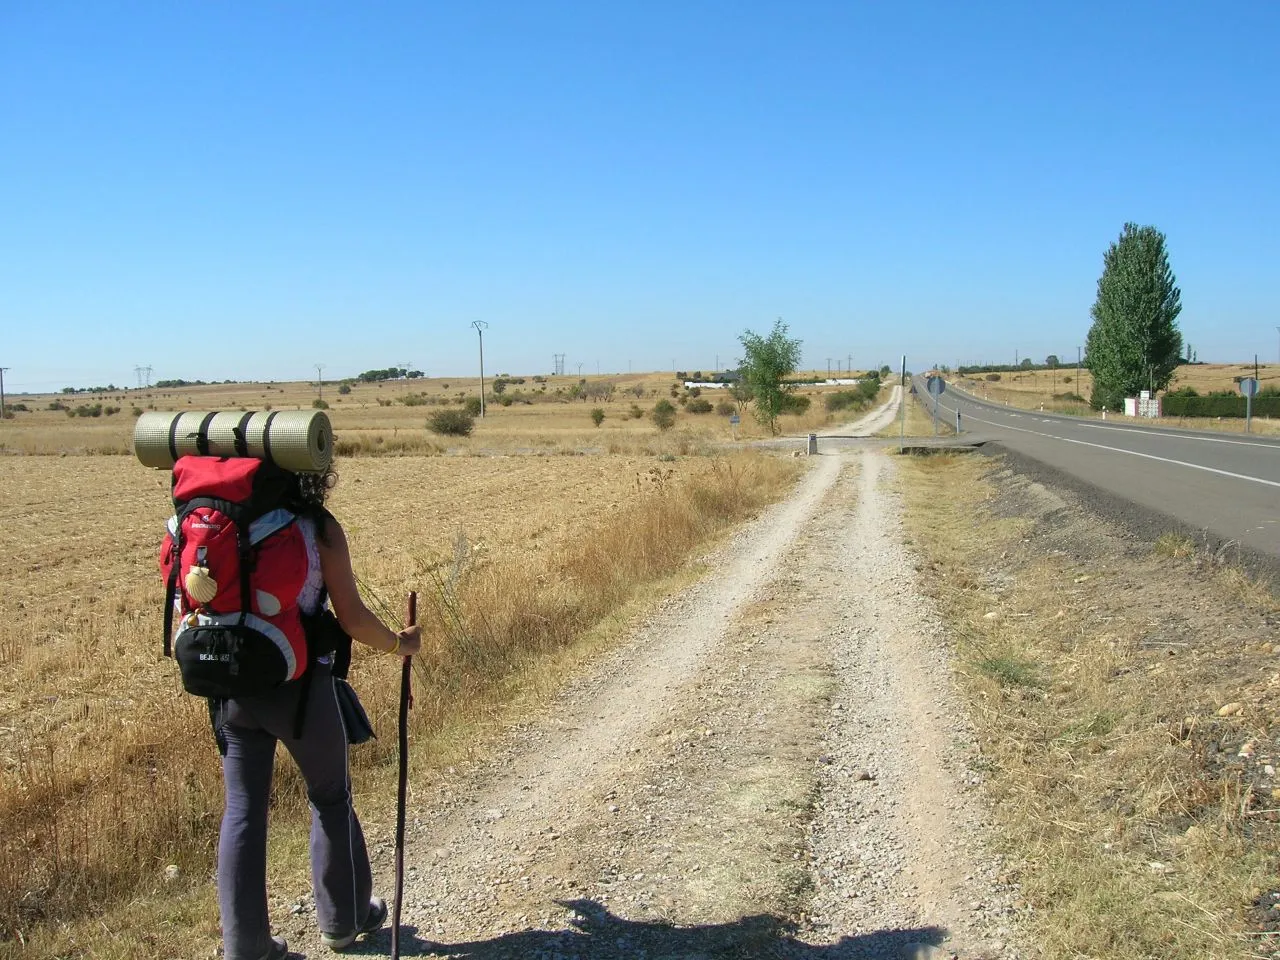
[277,400,1024,959]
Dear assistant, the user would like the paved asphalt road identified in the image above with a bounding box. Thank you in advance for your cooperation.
[910,376,1280,560]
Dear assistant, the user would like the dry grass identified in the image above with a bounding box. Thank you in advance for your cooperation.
[876,384,953,439]
[896,452,1280,960]
[0,441,800,957]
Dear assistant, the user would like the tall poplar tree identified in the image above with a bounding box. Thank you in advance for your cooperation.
[1085,223,1183,410]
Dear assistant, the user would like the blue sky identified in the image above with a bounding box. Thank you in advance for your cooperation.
[2,2,1276,390]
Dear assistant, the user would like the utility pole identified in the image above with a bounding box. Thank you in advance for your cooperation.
[315,364,325,402]
[144,365,152,388]
[826,358,832,378]
[577,362,583,378]
[1077,346,1082,392]
[471,321,488,417]
[1275,326,1279,366]
[134,365,144,390]
[847,354,852,375]
[0,367,8,421]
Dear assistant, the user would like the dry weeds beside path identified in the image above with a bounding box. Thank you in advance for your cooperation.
[277,411,1021,959]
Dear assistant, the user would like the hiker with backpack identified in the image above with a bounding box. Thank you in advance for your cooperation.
[158,452,420,960]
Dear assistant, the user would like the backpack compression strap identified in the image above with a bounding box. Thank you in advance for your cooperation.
[162,543,180,658]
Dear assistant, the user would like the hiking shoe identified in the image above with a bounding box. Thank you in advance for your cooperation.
[320,897,387,951]
[256,935,288,960]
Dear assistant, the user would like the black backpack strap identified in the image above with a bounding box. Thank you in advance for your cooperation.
[208,697,229,756]
[236,516,253,627]
[194,412,218,456]
[291,642,320,739]
[232,411,254,457]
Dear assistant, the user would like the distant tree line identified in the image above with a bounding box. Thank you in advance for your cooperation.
[356,367,424,382]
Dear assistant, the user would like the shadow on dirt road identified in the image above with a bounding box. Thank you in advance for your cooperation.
[338,897,948,959]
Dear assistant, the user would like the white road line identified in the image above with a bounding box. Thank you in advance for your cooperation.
[946,389,1280,450]
[959,412,1280,490]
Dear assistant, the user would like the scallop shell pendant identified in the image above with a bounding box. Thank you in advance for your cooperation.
[185,566,219,604]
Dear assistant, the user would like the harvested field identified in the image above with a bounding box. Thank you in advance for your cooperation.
[0,442,802,955]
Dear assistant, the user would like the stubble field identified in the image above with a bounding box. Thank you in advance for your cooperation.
[0,374,829,957]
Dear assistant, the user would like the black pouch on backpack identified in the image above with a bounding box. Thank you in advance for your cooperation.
[334,677,376,744]
[175,622,290,698]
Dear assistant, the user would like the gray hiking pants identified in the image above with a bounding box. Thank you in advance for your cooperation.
[215,662,373,960]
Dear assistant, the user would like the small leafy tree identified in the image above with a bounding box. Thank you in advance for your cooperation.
[1086,223,1183,410]
[590,407,605,427]
[428,409,474,436]
[463,396,482,416]
[651,399,677,430]
[738,319,802,435]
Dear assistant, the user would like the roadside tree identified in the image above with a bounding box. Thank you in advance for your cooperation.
[1085,223,1183,410]
[738,319,802,435]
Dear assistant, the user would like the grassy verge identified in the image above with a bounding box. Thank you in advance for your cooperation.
[896,452,1280,960]
[1,452,801,959]
[876,385,953,439]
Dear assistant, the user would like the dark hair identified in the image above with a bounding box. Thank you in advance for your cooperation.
[287,467,338,543]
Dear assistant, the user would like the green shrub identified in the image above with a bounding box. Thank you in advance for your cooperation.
[7,403,28,413]
[1164,393,1280,417]
[400,394,428,406]
[463,397,483,416]
[780,394,810,414]
[428,409,475,436]
[715,400,735,416]
[131,407,144,417]
[686,398,714,414]
[338,383,352,395]
[629,404,644,420]
[312,399,330,410]
[825,390,865,413]
[651,399,677,430]
[590,407,605,427]
[47,400,68,411]
[985,373,1001,382]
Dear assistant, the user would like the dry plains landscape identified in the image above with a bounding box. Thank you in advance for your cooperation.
[0,373,851,957]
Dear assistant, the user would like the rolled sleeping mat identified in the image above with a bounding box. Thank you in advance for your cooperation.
[134,410,333,472]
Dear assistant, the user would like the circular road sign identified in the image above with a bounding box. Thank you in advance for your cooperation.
[1240,377,1259,398]
[926,376,946,397]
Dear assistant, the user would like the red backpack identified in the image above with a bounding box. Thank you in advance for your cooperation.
[160,456,313,700]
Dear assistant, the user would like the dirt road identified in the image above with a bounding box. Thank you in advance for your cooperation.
[281,400,1023,960]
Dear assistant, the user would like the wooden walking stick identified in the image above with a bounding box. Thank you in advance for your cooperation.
[391,591,415,959]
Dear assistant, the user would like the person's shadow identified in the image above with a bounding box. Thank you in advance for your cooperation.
[336,897,951,959]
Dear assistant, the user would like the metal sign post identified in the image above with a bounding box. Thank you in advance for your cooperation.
[899,355,906,452]
[729,413,740,441]
[1241,377,1258,433]
[926,375,946,437]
